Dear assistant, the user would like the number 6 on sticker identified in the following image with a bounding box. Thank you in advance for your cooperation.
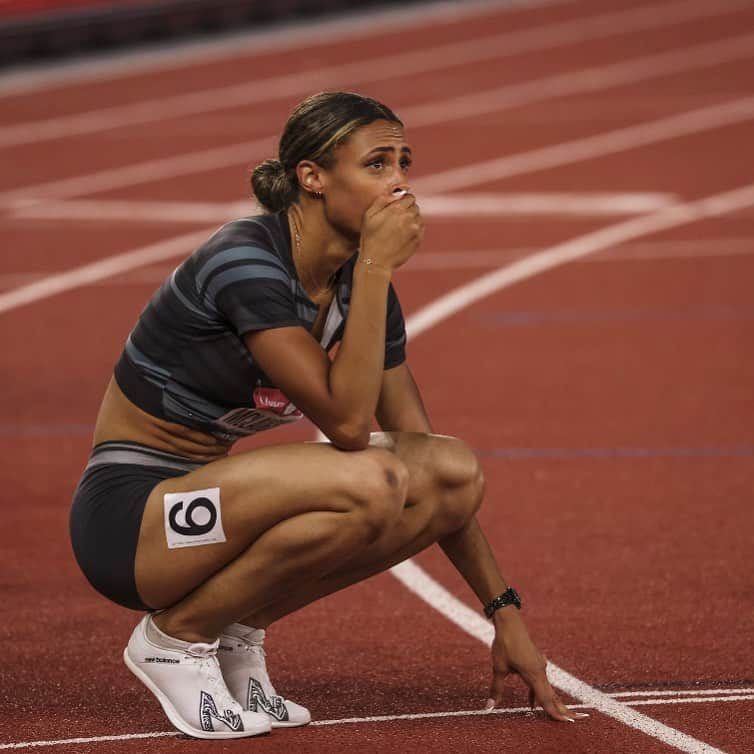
[163,487,227,549]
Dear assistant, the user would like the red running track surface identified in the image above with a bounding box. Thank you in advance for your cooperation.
[1,0,753,752]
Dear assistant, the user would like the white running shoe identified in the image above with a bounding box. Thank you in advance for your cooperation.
[218,625,311,727]
[124,616,271,739]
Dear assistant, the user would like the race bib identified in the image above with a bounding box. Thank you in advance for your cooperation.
[252,387,303,419]
[163,487,226,549]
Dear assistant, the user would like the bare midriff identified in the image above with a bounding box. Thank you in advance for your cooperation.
[93,377,234,462]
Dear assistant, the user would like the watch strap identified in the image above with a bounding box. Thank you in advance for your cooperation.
[484,587,522,618]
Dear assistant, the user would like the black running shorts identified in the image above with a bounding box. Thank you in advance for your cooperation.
[69,442,204,610]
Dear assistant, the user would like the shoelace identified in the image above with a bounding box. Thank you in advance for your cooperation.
[188,644,240,712]
[234,640,276,695]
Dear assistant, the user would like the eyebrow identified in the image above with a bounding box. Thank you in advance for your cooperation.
[363,145,412,158]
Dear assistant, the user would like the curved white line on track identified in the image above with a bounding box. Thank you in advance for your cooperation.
[0,228,215,315]
[413,96,754,194]
[403,182,754,338]
[0,0,748,147]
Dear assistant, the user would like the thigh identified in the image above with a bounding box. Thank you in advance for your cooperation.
[134,440,403,609]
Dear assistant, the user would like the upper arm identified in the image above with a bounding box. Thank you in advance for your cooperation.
[376,362,433,434]
[244,326,348,440]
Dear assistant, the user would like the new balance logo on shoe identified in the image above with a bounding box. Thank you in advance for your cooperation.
[144,657,180,664]
[199,691,243,732]
[247,678,289,722]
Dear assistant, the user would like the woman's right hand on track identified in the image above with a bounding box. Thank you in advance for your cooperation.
[359,190,423,270]
[487,610,589,723]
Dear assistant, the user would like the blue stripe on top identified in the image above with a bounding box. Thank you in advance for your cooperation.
[196,246,288,292]
[205,264,291,304]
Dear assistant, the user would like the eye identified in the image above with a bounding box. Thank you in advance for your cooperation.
[400,157,413,171]
[367,158,385,170]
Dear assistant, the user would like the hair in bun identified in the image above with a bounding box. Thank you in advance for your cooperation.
[251,159,297,213]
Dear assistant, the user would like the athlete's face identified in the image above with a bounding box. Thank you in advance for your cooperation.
[321,120,412,239]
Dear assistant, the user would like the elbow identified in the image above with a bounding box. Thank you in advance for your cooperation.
[327,422,371,451]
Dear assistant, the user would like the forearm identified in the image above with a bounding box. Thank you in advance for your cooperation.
[439,516,510,611]
[328,260,392,444]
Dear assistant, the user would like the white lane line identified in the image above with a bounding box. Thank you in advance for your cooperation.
[613,688,754,698]
[629,696,754,707]
[2,695,752,750]
[390,563,724,754]
[0,0,747,147]
[10,199,256,223]
[0,0,562,96]
[413,97,754,194]
[405,31,754,129]
[421,192,680,216]
[403,240,754,269]
[7,192,680,223]
[0,228,214,316]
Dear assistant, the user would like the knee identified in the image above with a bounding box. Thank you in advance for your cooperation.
[343,449,409,541]
[432,437,486,534]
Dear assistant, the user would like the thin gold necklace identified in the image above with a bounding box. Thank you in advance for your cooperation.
[291,214,336,299]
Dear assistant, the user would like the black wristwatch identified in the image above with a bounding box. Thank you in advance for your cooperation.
[484,587,522,618]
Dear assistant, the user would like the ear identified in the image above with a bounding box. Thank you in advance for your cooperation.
[296,160,327,198]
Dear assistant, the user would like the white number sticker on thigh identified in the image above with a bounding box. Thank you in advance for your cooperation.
[163,487,227,549]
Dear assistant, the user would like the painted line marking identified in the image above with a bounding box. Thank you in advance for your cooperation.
[479,447,754,459]
[0,0,747,146]
[0,227,213,315]
[1,694,751,749]
[404,31,754,130]
[4,38,754,204]
[0,0,561,96]
[612,688,754,698]
[413,97,754,194]
[404,240,754,269]
[6,192,681,224]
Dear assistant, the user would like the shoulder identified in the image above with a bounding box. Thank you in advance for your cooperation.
[197,213,292,268]
[189,212,295,295]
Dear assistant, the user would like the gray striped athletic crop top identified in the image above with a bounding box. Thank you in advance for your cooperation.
[114,212,407,442]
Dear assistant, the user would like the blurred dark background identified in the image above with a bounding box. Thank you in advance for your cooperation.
[0,0,427,67]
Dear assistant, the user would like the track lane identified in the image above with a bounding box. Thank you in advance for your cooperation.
[2,1,753,751]
[3,16,754,192]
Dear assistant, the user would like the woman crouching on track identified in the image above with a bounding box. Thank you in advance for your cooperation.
[69,91,585,739]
